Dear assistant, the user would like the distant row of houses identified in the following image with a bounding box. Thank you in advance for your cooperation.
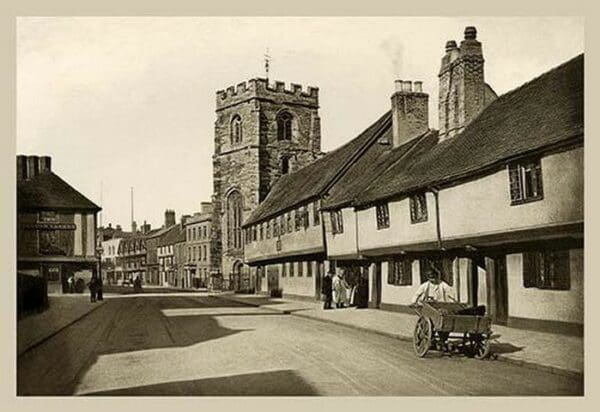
[98,203,217,289]
[16,154,218,292]
[220,27,583,336]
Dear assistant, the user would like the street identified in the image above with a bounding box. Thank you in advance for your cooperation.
[17,294,583,396]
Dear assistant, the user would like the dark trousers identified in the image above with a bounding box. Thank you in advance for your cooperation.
[90,290,96,302]
[323,293,332,309]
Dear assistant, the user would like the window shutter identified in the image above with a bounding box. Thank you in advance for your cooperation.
[401,259,413,285]
[387,260,396,285]
[509,164,523,203]
[534,161,544,198]
[522,252,538,288]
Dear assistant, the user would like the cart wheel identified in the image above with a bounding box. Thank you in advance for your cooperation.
[471,337,490,360]
[413,317,433,358]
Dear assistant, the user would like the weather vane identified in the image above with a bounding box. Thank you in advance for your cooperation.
[264,47,271,80]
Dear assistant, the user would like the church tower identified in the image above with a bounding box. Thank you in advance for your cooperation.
[211,78,322,290]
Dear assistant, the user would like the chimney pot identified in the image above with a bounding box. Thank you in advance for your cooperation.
[39,156,52,173]
[26,156,40,179]
[445,40,458,52]
[391,82,429,148]
[464,26,477,40]
[394,79,403,93]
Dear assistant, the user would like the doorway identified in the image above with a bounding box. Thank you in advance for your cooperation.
[315,261,323,299]
[486,255,509,325]
[370,262,382,308]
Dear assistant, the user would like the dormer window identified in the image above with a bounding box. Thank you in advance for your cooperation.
[277,111,293,141]
[231,115,242,144]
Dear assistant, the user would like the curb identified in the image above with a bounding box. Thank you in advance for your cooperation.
[215,294,583,380]
[18,300,107,357]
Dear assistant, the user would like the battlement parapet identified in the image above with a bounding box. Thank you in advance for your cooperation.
[216,78,319,110]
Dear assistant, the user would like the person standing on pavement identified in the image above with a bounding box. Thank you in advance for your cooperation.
[67,274,75,294]
[96,276,104,301]
[332,268,350,308]
[321,271,333,310]
[87,276,97,303]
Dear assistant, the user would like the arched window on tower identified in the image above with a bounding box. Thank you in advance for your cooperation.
[227,190,243,250]
[231,115,242,144]
[277,111,293,141]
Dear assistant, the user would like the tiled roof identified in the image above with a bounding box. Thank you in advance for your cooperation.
[18,171,101,212]
[322,129,438,211]
[243,111,392,226]
[355,54,584,207]
[159,223,186,246]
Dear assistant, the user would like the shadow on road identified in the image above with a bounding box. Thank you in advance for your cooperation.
[18,295,281,396]
[83,369,319,396]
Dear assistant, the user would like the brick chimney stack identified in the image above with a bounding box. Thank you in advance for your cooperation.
[390,79,429,148]
[165,209,176,228]
[17,155,52,181]
[438,26,489,141]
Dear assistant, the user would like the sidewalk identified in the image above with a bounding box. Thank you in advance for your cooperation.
[17,294,106,356]
[216,292,583,378]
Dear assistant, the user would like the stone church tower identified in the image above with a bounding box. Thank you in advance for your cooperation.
[211,79,322,290]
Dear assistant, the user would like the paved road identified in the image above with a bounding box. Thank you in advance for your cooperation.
[17,294,583,396]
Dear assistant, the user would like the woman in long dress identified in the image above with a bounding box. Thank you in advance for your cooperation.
[332,270,349,308]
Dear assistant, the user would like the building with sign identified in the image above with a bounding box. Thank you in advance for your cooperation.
[17,155,101,294]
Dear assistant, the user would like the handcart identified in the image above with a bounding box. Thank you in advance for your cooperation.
[411,299,494,359]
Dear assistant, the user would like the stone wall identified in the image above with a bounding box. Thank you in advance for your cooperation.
[212,79,322,286]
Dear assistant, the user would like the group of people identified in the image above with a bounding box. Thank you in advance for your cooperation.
[321,268,366,309]
[321,265,454,310]
[87,276,104,302]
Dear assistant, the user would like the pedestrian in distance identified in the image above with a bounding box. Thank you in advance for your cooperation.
[332,268,350,308]
[133,275,143,293]
[321,271,333,310]
[87,277,97,303]
[96,276,104,301]
[67,274,75,294]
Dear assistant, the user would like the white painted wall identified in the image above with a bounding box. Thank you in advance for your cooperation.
[245,206,324,263]
[358,193,438,253]
[439,148,583,239]
[326,207,359,258]
[507,249,583,324]
[267,261,316,298]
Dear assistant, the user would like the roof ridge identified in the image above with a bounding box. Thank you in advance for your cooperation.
[488,53,583,105]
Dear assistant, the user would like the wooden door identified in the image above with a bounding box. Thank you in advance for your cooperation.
[370,262,382,308]
[492,256,509,324]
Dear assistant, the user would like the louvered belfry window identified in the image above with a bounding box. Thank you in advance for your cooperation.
[509,159,543,205]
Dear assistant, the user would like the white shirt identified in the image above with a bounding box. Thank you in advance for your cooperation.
[411,280,454,304]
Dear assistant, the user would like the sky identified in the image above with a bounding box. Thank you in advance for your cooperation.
[17,17,584,230]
